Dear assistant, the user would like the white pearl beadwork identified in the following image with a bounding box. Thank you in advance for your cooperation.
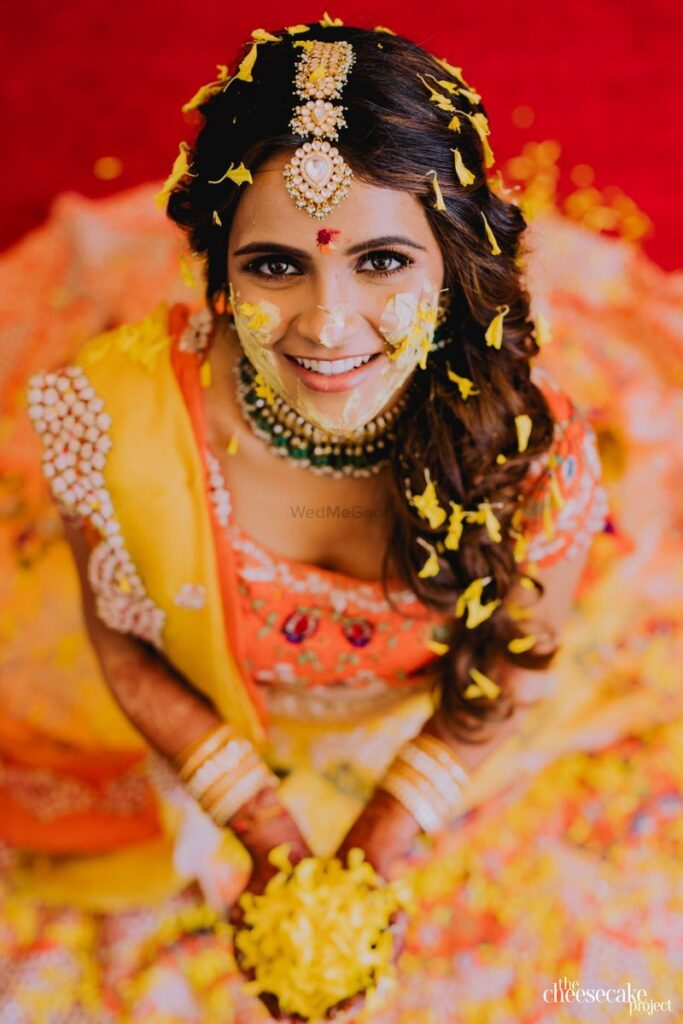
[27,365,167,650]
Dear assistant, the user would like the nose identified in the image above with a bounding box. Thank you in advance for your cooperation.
[295,281,360,350]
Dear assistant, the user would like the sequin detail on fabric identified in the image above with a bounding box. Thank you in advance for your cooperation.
[26,366,167,649]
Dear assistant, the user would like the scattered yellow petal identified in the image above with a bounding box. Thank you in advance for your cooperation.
[417,540,441,579]
[251,28,281,43]
[446,367,480,399]
[447,114,462,132]
[451,148,475,186]
[434,57,467,85]
[428,170,446,211]
[254,372,276,405]
[455,576,501,628]
[212,210,223,226]
[519,574,537,590]
[436,78,459,95]
[286,24,310,34]
[507,601,534,621]
[200,360,212,388]
[209,161,253,186]
[508,634,537,653]
[511,531,529,563]
[464,501,502,543]
[459,87,482,104]
[515,414,532,453]
[374,25,396,34]
[427,639,450,656]
[417,75,455,112]
[226,433,239,456]
[496,453,507,464]
[464,667,501,700]
[319,11,344,26]
[444,501,466,551]
[484,304,510,349]
[154,142,195,209]
[411,470,447,529]
[481,212,501,255]
[181,77,225,113]
[178,253,199,289]
[236,42,259,82]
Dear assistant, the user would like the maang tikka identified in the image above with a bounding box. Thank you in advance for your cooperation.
[283,40,355,219]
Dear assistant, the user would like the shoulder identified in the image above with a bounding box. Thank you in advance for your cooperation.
[513,365,609,569]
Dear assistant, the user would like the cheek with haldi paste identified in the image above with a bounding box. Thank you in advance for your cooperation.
[229,282,288,396]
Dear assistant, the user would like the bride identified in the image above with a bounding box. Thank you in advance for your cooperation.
[6,17,678,1024]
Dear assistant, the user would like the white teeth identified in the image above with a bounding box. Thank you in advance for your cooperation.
[292,354,374,375]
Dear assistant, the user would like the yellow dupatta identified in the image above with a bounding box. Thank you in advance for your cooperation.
[72,301,268,748]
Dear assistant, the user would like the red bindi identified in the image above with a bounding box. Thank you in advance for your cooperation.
[316,229,341,253]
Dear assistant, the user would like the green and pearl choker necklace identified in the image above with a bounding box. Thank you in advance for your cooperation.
[233,353,411,479]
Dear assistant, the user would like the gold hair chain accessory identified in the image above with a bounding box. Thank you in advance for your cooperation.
[378,733,471,833]
[173,722,279,827]
[283,40,355,219]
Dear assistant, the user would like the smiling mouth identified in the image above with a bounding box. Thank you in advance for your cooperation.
[284,352,381,377]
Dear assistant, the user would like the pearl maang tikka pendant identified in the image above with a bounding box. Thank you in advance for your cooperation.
[283,41,355,220]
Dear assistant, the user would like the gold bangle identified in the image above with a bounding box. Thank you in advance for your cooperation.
[411,733,470,787]
[174,723,238,781]
[394,745,467,818]
[389,760,454,822]
[379,770,444,834]
[208,766,279,827]
[184,738,256,801]
[199,755,265,815]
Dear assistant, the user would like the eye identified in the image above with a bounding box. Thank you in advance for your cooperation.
[243,257,302,279]
[358,249,414,278]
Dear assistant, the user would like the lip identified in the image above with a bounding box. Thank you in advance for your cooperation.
[282,352,383,393]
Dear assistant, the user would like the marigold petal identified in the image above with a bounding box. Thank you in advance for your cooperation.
[427,170,447,211]
[484,304,510,349]
[508,634,537,653]
[481,212,502,255]
[451,148,476,186]
[515,414,532,453]
[251,28,281,43]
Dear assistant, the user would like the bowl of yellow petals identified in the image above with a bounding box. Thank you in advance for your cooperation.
[234,843,414,1021]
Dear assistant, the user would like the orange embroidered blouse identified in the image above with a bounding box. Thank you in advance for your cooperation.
[174,328,609,722]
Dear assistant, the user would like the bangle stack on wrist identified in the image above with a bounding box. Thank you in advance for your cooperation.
[173,722,279,827]
[378,733,470,834]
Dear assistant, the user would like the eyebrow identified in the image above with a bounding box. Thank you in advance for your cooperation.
[232,235,428,258]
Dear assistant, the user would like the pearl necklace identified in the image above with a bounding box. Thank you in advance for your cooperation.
[233,354,411,479]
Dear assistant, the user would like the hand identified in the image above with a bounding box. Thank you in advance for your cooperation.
[335,788,421,881]
[229,793,313,1022]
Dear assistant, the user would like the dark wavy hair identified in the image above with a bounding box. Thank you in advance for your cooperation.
[166,24,559,743]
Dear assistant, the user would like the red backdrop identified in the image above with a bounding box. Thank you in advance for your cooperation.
[2,0,681,269]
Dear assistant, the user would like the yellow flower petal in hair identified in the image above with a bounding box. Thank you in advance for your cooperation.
[286,24,310,34]
[212,210,222,227]
[293,39,315,51]
[374,25,396,34]
[481,212,502,255]
[434,57,468,86]
[484,304,510,349]
[154,142,196,208]
[515,414,532,453]
[427,639,450,656]
[447,114,462,132]
[411,469,447,529]
[227,433,239,456]
[181,76,225,113]
[446,366,480,400]
[464,501,503,543]
[444,501,466,551]
[208,162,253,186]
[427,170,447,211]
[458,87,482,105]
[434,77,459,95]
[508,634,537,654]
[251,28,282,43]
[455,576,501,628]
[417,538,441,579]
[464,667,501,700]
[319,11,344,26]
[417,75,455,112]
[451,148,475,187]
[236,42,259,82]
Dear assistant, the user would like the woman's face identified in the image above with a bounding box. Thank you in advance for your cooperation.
[226,150,445,436]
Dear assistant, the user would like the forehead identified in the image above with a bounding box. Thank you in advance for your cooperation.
[228,150,435,248]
